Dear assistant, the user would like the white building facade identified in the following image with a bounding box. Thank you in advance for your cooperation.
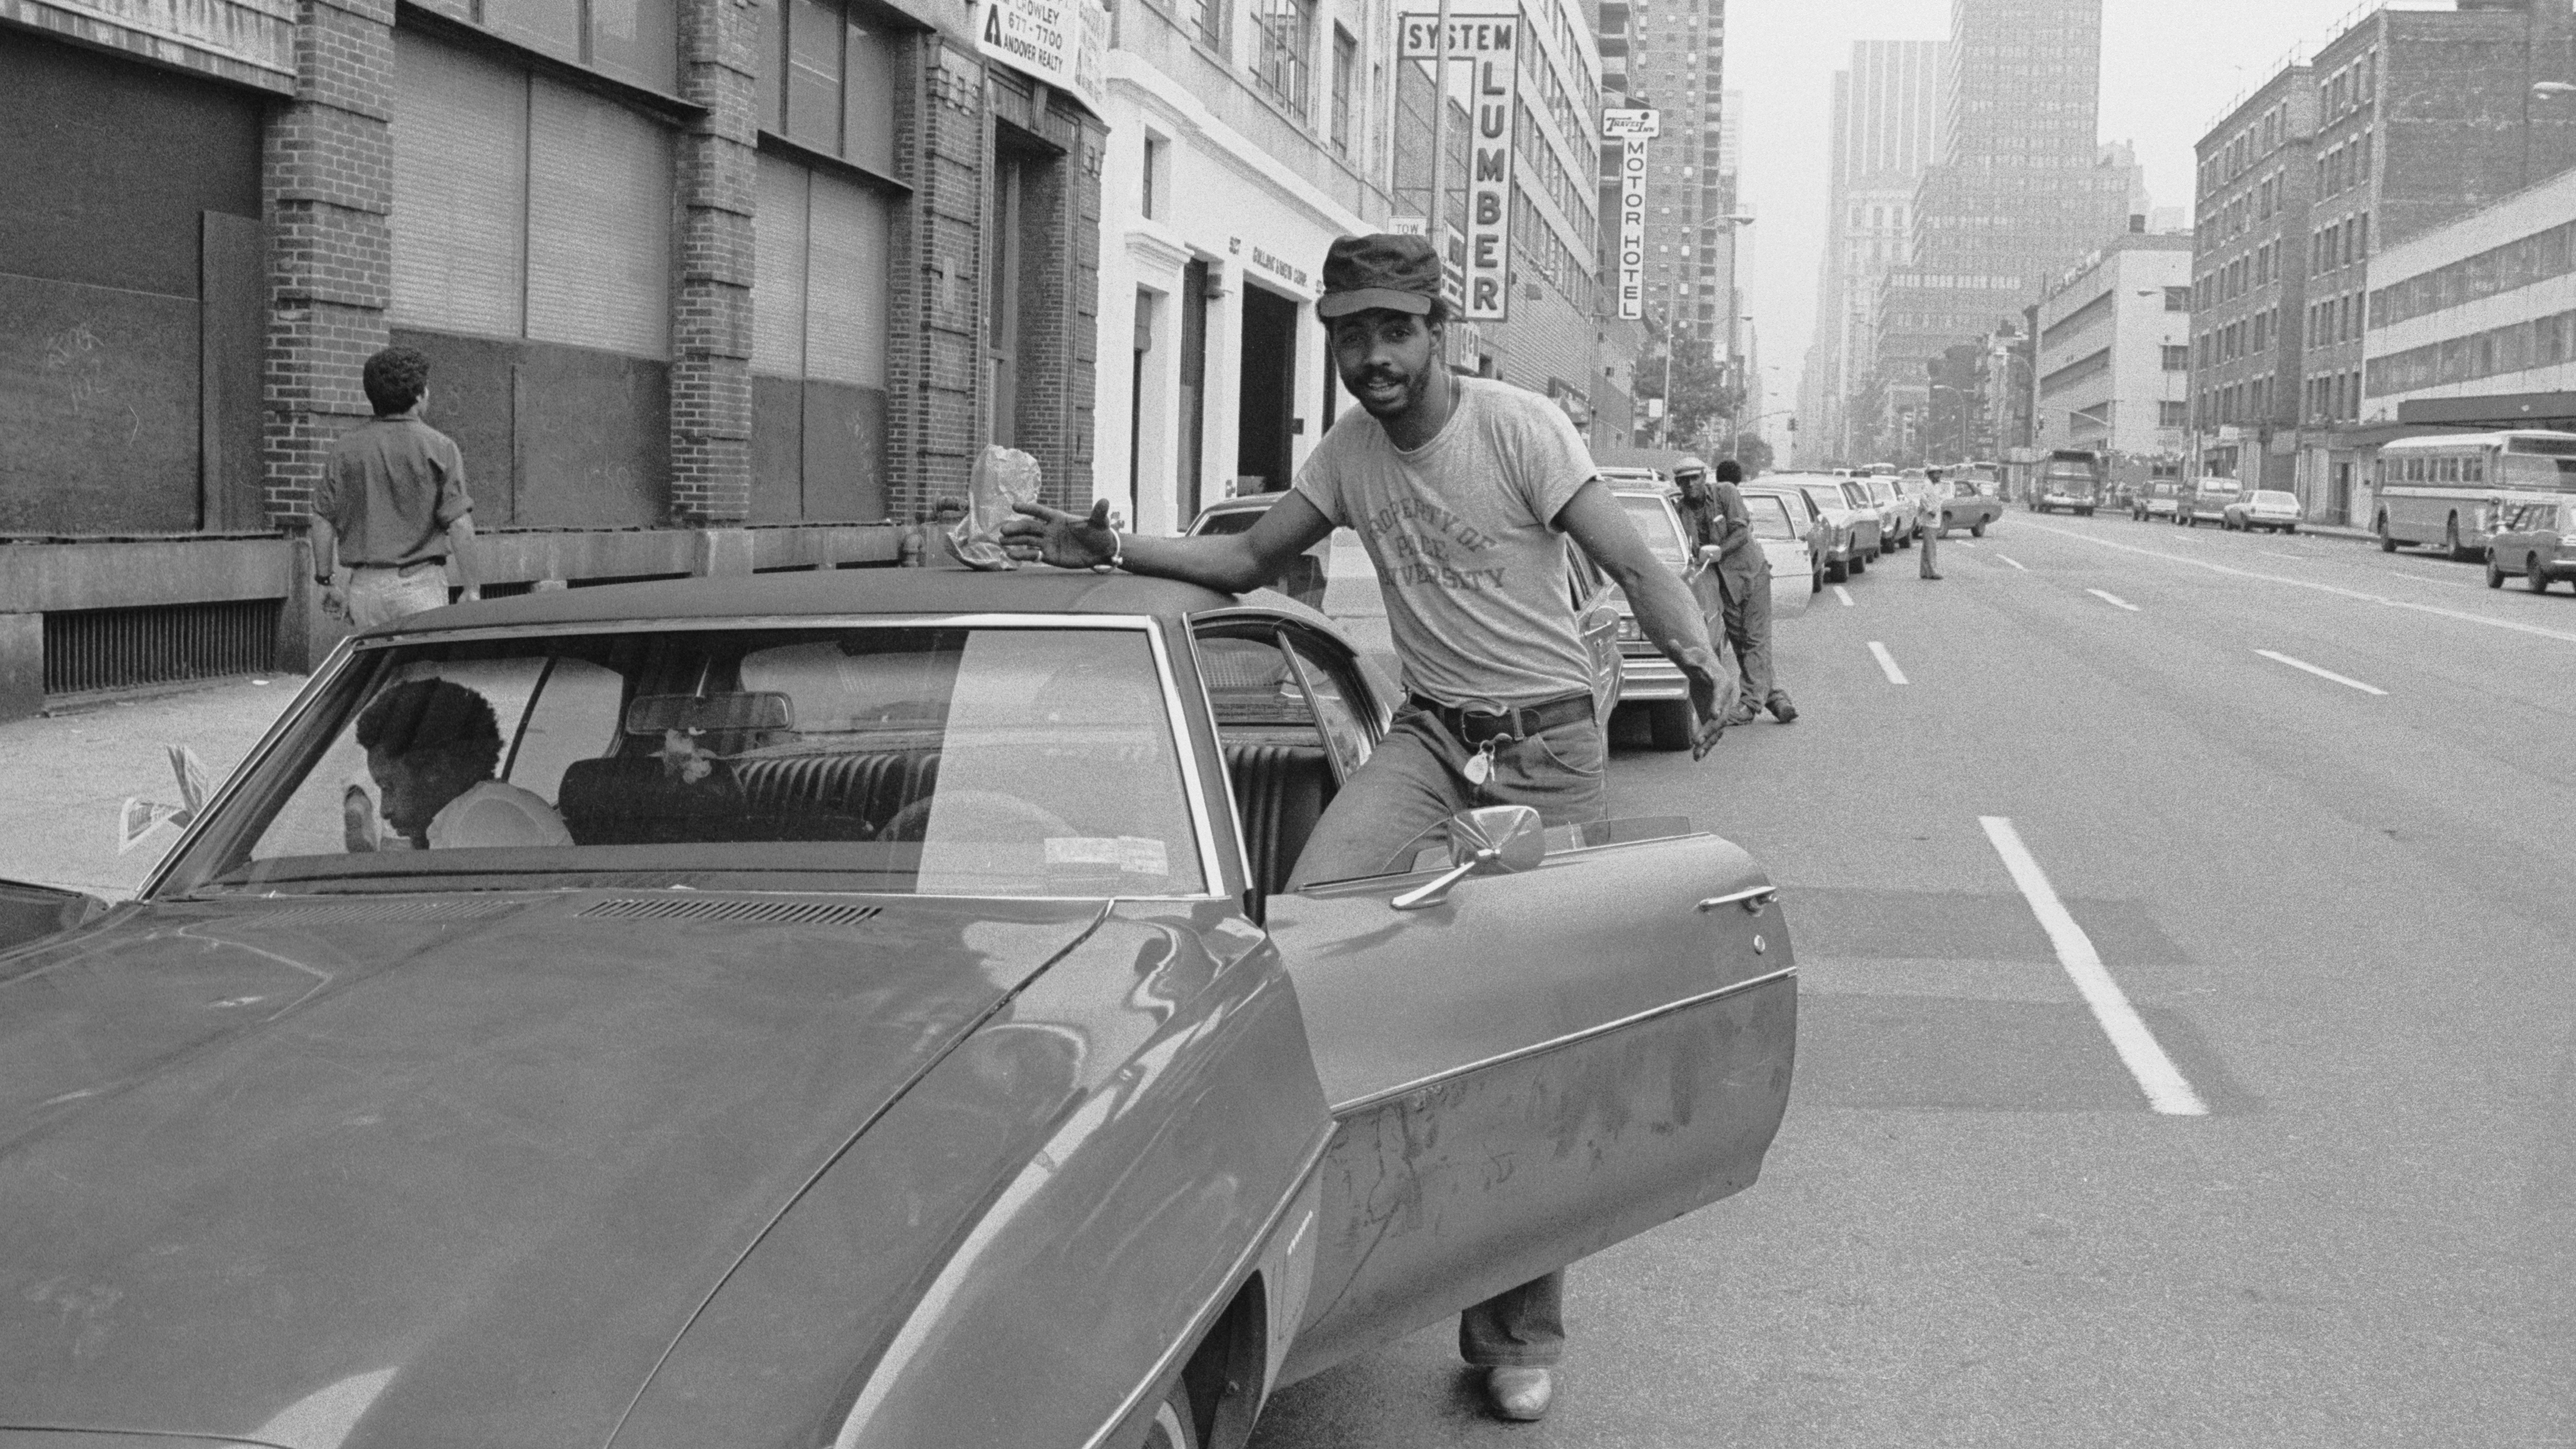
[2032,234,2194,462]
[1092,0,1401,536]
[2363,161,2576,434]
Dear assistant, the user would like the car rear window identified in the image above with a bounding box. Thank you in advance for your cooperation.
[1616,491,1691,568]
[1744,495,1800,541]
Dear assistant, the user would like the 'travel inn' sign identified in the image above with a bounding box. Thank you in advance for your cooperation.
[1399,12,1520,322]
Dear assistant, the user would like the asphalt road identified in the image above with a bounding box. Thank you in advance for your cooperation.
[1248,511,2576,1447]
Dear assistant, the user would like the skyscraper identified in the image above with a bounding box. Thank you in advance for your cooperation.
[1599,0,1730,350]
[1864,0,2134,463]
[1799,39,1944,466]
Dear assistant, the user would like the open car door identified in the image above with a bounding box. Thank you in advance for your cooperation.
[0,879,106,956]
[1188,607,1795,1387]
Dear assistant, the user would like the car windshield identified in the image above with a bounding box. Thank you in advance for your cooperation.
[1840,483,1872,507]
[1869,480,1897,503]
[157,624,1208,899]
[1617,491,1690,568]
[1801,485,1845,511]
[1744,494,1801,540]
[2253,491,2298,506]
[1190,506,1265,537]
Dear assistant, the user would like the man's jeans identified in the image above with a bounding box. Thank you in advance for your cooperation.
[344,562,450,630]
[1285,703,1606,1369]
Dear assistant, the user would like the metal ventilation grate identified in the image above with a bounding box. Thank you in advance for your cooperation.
[44,599,280,697]
[576,897,885,927]
[253,899,525,924]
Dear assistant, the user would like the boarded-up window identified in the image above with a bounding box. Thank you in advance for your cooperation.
[754,0,904,176]
[392,38,672,360]
[752,154,890,521]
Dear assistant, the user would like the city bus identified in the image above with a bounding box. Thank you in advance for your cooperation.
[2031,449,2105,515]
[2372,430,2576,558]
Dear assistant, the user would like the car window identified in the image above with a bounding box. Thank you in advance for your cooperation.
[1616,492,1690,569]
[175,626,1208,898]
[1190,506,1265,537]
[1744,494,1799,541]
[1282,633,1373,779]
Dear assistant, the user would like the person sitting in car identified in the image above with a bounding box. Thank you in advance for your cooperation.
[343,678,571,851]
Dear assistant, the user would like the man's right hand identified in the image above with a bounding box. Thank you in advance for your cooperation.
[320,586,350,623]
[1001,499,1118,570]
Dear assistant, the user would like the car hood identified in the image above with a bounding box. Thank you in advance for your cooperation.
[0,893,1104,1446]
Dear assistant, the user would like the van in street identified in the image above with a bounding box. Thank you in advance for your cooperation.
[2180,476,2242,526]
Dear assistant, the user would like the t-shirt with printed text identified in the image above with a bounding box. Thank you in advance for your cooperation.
[1293,377,1597,711]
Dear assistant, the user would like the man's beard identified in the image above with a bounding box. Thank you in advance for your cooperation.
[1349,363,1426,419]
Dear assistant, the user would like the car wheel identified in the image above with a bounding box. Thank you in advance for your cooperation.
[1827,557,1848,582]
[1648,700,1695,752]
[2488,554,2507,589]
[2446,517,2467,562]
[2378,515,2397,552]
[1851,552,1867,573]
[2283,525,2296,535]
[2530,555,2552,594]
[1970,520,1987,537]
[1140,1379,1203,1449]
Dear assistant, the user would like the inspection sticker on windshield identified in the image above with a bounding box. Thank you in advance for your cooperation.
[1046,836,1170,875]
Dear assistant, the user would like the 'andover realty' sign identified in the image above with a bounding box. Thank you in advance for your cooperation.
[1604,109,1657,319]
[975,0,1108,113]
[1399,12,1518,322]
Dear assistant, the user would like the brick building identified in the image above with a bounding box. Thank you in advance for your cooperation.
[1,0,1104,719]
[2186,65,2317,492]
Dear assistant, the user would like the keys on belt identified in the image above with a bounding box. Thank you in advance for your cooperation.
[1408,691,1593,783]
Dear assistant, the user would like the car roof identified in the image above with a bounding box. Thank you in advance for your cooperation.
[362,563,1243,637]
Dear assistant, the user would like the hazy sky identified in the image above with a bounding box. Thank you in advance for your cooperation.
[1735,0,2401,448]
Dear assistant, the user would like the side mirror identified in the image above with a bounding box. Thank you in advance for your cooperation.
[1697,543,1725,566]
[1391,804,1545,911]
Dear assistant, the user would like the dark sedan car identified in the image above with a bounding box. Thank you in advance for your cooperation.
[0,567,1795,1449]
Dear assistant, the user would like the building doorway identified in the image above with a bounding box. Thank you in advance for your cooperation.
[2329,462,2352,525]
[1237,283,1299,493]
[1178,259,1209,520]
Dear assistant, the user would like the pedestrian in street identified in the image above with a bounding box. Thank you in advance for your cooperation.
[1688,459,1797,725]
[310,345,479,630]
[1000,231,1734,1423]
[1919,467,1945,580]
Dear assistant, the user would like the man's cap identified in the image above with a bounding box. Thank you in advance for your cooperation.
[1319,234,1442,319]
[1674,455,1709,476]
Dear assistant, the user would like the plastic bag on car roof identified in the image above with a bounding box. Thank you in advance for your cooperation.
[946,445,1043,571]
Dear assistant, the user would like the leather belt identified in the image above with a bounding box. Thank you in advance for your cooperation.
[1408,690,1594,747]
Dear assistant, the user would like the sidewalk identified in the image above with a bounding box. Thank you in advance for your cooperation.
[0,676,302,900]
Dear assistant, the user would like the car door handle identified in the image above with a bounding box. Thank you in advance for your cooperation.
[1697,886,1776,914]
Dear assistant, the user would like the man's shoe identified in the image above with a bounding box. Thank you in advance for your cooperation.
[1921,572,1943,580]
[1486,1367,1554,1422]
[1767,694,1798,723]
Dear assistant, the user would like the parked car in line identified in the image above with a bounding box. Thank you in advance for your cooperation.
[0,567,1797,1449]
[2221,489,2303,533]
[1186,491,1625,727]
[1596,465,1670,489]
[1837,479,1889,560]
[1927,476,2003,537]
[2180,476,2243,526]
[1775,478,1877,578]
[1746,483,1850,583]
[2486,496,2576,592]
[1863,474,1918,547]
[2131,480,2183,521]
[1609,484,1738,750]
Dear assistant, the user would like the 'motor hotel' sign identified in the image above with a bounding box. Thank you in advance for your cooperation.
[1603,108,1657,320]
[1400,12,1520,322]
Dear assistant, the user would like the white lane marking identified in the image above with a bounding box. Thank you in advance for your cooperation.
[2021,520,2576,645]
[1981,817,2209,1118]
[1995,554,2030,571]
[1832,585,1855,607]
[1867,641,1909,684]
[2254,648,2388,696]
[2388,570,2476,591]
[2259,550,2305,561]
[2086,588,2140,612]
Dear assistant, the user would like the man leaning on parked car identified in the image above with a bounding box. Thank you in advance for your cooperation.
[1002,230,1736,1423]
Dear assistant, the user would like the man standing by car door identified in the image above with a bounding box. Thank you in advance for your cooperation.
[1685,460,1796,726]
[1919,467,1945,580]
[1001,231,1733,1423]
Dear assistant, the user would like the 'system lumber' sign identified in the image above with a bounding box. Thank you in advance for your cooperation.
[1400,12,1519,322]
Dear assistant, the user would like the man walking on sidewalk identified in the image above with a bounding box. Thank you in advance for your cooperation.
[311,345,479,629]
